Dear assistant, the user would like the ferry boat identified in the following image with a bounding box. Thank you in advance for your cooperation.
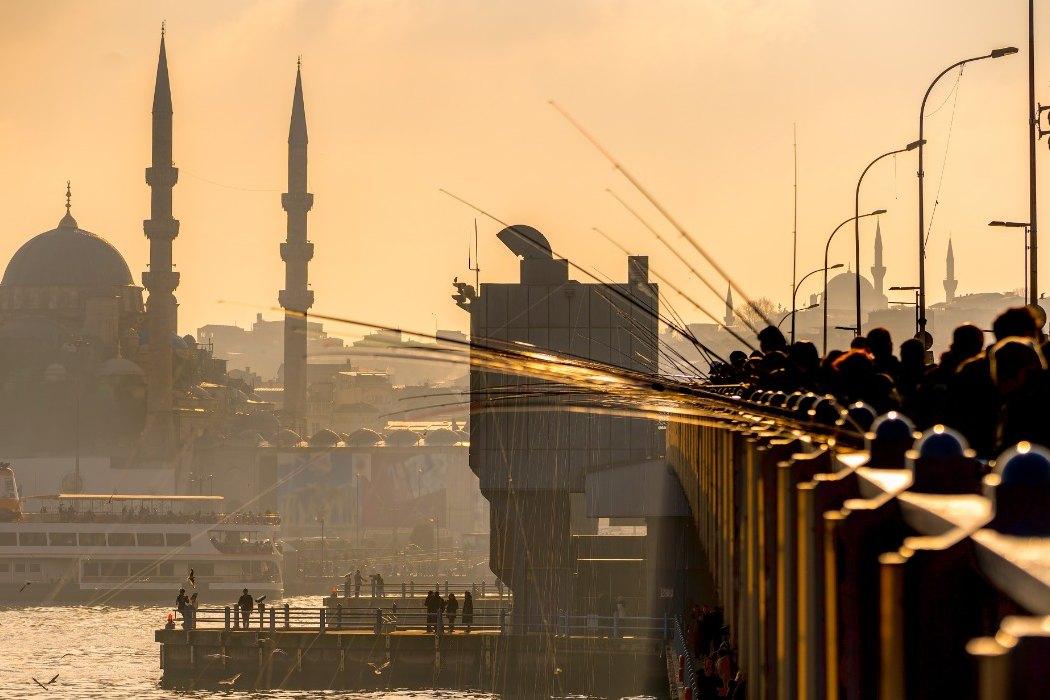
[0,464,283,603]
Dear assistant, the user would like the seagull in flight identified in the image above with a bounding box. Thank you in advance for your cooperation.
[31,674,59,690]
[187,568,196,589]
[217,672,241,687]
[18,582,31,593]
[368,660,391,676]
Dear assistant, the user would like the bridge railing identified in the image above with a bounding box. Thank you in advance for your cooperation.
[666,391,1049,700]
[175,604,667,639]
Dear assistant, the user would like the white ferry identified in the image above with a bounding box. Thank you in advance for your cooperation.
[0,464,283,604]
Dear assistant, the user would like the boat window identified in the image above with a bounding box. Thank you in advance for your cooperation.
[48,532,77,546]
[165,533,191,547]
[13,562,25,573]
[29,563,40,573]
[82,561,100,577]
[158,562,174,577]
[18,532,46,546]
[79,533,107,546]
[0,533,16,546]
[101,562,128,576]
[137,533,165,546]
[0,562,9,572]
[107,533,135,546]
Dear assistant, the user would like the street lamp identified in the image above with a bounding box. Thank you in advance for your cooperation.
[917,47,1018,338]
[989,220,1031,300]
[854,139,924,333]
[789,263,843,339]
[779,303,818,329]
[824,210,886,354]
[890,286,921,336]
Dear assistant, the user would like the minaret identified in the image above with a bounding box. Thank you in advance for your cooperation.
[279,59,314,431]
[723,285,734,327]
[870,219,886,297]
[141,27,180,455]
[943,238,958,305]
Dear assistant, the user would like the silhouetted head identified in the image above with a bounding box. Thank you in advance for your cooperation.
[850,335,869,351]
[992,306,1038,341]
[867,327,892,358]
[950,324,985,360]
[789,341,820,373]
[729,350,747,370]
[989,337,1046,395]
[757,326,788,354]
[900,337,925,370]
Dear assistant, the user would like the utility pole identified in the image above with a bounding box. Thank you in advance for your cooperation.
[1029,0,1040,307]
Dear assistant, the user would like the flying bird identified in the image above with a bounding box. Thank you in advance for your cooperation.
[368,660,391,676]
[18,582,32,593]
[217,672,241,687]
[31,674,59,690]
[187,568,196,589]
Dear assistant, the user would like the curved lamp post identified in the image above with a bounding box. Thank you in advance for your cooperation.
[788,264,843,335]
[854,139,924,333]
[917,47,1018,338]
[824,210,886,354]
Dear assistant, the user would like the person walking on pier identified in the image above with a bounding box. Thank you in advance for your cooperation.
[376,572,385,597]
[237,588,255,629]
[445,593,459,633]
[353,569,363,598]
[462,590,474,633]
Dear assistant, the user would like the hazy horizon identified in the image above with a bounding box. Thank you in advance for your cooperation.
[0,0,1043,341]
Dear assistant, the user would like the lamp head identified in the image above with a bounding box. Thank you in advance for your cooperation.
[905,139,926,151]
[991,46,1019,58]
[828,263,845,271]
[870,208,888,216]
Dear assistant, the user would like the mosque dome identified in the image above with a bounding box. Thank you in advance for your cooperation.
[824,271,885,311]
[2,209,133,288]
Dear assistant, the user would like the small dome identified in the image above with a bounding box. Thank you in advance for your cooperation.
[385,429,421,447]
[423,428,459,446]
[309,428,342,447]
[274,429,303,447]
[346,428,384,446]
[2,214,133,287]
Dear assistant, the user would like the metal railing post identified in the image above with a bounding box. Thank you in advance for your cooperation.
[269,607,276,630]
[319,607,326,632]
[224,606,230,629]
[233,606,240,629]
[258,602,265,628]
[375,608,382,634]
[401,581,406,599]
[283,603,290,628]
[336,604,342,629]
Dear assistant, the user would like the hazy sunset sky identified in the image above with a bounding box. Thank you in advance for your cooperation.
[0,0,1043,340]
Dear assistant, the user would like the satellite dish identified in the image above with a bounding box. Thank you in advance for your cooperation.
[496,225,553,260]
[915,330,934,351]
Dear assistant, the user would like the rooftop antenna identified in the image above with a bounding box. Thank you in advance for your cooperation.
[468,218,481,290]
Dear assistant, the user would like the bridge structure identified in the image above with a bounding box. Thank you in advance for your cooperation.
[665,388,1050,700]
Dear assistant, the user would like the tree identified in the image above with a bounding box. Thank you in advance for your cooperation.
[734,297,783,329]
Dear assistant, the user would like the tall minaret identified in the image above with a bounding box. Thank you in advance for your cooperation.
[142,27,180,455]
[279,59,314,431]
[870,219,886,297]
[943,238,958,305]
[723,285,734,327]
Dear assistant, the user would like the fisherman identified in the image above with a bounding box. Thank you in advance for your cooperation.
[462,590,474,634]
[424,590,436,632]
[353,569,364,598]
[375,572,385,598]
[445,593,459,633]
[237,588,255,629]
[175,587,191,628]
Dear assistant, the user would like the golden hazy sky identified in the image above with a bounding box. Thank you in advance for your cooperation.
[0,0,1042,340]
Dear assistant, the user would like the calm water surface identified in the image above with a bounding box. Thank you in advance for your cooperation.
[0,596,653,699]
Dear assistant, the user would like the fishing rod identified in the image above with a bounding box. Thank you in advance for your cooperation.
[549,100,775,327]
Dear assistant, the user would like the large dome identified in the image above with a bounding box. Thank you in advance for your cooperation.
[825,271,885,311]
[2,211,133,288]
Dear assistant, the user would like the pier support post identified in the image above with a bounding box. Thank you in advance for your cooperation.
[375,608,382,634]
[258,602,265,628]
[224,606,230,629]
[269,607,276,630]
[233,606,239,629]
[284,603,290,628]
[319,607,326,632]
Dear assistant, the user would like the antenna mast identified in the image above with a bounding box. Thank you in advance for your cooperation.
[790,124,799,343]
[469,218,481,290]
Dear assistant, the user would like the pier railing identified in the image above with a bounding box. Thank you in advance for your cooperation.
[667,390,1050,699]
[176,604,668,639]
[326,579,511,601]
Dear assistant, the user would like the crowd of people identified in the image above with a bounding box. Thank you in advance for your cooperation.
[684,604,744,699]
[424,589,474,633]
[711,305,1050,459]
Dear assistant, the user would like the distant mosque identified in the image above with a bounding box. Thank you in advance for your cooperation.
[0,30,313,462]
